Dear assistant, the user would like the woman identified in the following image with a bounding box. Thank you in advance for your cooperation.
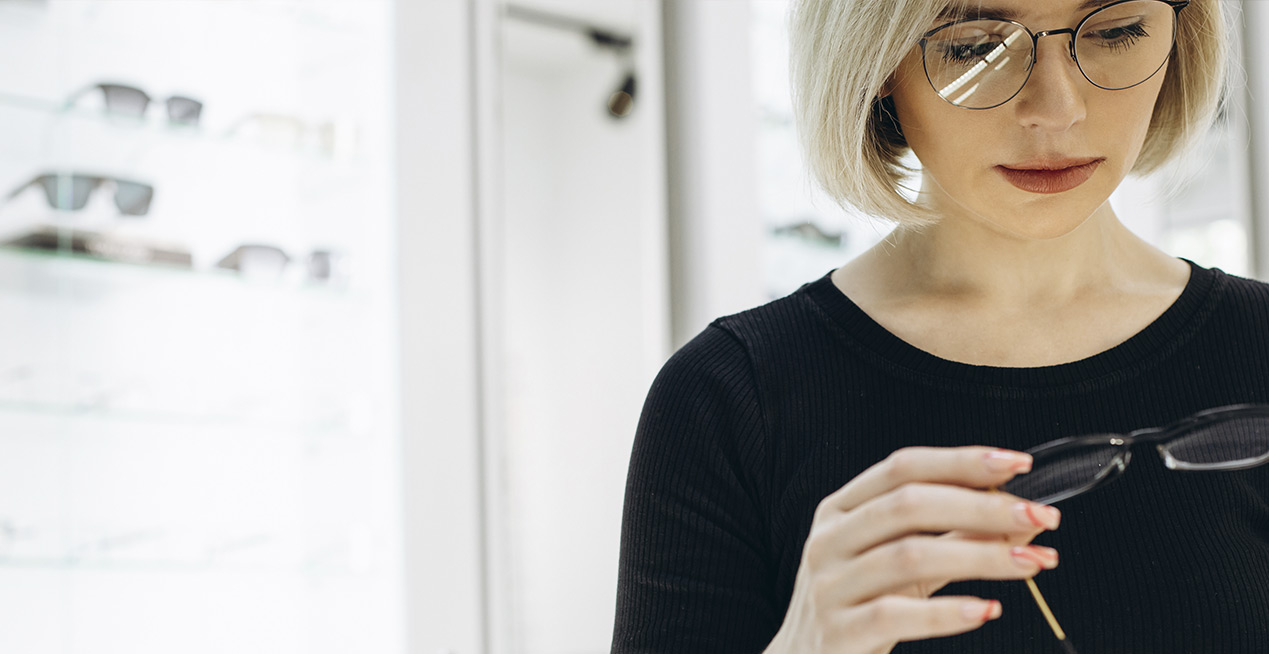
[611,0,1269,652]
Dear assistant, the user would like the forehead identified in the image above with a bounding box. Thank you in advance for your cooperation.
[938,0,1123,21]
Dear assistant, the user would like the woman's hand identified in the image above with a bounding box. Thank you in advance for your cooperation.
[763,446,1060,654]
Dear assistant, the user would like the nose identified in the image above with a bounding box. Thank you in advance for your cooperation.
[1011,33,1086,132]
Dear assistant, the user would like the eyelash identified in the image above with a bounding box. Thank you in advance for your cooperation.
[936,20,1151,65]
[940,40,1003,64]
[1085,22,1150,52]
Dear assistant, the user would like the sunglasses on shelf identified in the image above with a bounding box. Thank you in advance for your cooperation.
[4,172,154,216]
[63,83,203,126]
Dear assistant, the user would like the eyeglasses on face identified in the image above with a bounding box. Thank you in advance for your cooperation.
[918,0,1188,109]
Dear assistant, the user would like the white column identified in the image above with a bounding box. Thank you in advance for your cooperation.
[1242,0,1269,279]
[663,0,766,348]
[396,1,488,654]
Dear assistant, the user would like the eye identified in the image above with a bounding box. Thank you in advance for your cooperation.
[1082,18,1151,52]
[939,37,1006,64]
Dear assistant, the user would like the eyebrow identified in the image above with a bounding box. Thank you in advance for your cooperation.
[937,0,1120,22]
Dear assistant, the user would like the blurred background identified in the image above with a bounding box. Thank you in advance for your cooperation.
[0,0,1264,653]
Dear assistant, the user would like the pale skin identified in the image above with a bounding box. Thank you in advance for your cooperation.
[764,0,1191,652]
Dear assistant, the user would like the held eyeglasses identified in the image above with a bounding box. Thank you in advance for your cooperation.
[918,0,1188,109]
[990,404,1269,653]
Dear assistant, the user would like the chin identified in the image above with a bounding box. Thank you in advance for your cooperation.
[972,200,1104,241]
[984,180,1116,240]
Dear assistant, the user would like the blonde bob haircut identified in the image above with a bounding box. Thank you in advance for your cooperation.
[789,0,1229,226]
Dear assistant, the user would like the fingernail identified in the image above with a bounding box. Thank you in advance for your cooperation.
[1015,502,1061,530]
[962,599,1002,622]
[984,450,1032,473]
[1012,545,1059,569]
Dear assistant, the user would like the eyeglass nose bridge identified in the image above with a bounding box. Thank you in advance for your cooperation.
[1029,28,1079,65]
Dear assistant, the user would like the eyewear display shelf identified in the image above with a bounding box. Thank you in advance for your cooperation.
[0,245,403,654]
[0,2,404,653]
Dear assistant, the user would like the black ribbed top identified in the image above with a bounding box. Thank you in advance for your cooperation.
[611,260,1269,653]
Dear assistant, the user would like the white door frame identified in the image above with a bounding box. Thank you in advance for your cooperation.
[397,1,493,653]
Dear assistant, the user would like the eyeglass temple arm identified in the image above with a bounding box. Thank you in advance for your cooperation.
[1025,577,1078,653]
[222,113,258,137]
[988,487,1078,652]
[1,176,44,207]
[60,83,102,111]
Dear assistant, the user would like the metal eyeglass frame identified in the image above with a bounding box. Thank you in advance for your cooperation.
[917,0,1189,110]
[993,403,1269,654]
[1010,403,1269,505]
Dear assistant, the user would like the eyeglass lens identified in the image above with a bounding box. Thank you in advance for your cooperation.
[1000,415,1269,505]
[923,0,1177,109]
[1164,416,1269,466]
[96,84,203,126]
[166,96,204,126]
[99,84,151,116]
[1000,443,1125,504]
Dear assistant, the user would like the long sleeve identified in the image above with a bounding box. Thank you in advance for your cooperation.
[611,325,781,654]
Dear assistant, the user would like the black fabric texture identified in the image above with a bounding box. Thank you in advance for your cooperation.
[611,260,1269,653]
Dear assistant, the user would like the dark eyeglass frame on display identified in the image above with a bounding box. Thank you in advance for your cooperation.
[62,82,203,126]
[918,0,1188,110]
[4,172,154,217]
[992,403,1269,653]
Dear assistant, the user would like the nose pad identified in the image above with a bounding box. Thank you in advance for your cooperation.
[1013,33,1085,128]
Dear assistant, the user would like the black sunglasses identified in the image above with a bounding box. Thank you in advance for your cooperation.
[64,83,203,126]
[5,173,154,217]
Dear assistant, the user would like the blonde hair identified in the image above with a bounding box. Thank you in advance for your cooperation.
[789,0,1230,226]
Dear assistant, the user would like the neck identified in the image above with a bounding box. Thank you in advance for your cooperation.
[877,201,1168,308]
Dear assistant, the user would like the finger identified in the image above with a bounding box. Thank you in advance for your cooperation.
[907,530,1049,598]
[827,483,1060,557]
[829,536,1058,606]
[838,594,1003,653]
[820,446,1033,516]
[953,528,1048,547]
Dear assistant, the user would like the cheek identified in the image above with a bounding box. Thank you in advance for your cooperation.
[1095,75,1168,166]
[892,96,982,180]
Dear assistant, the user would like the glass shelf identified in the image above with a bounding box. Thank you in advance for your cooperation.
[0,246,378,433]
[0,245,371,304]
[0,398,353,437]
[0,90,365,168]
[0,557,374,578]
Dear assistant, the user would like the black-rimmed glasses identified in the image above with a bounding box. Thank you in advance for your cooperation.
[919,0,1188,109]
[993,404,1269,653]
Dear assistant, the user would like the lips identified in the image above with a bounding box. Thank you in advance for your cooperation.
[996,158,1104,194]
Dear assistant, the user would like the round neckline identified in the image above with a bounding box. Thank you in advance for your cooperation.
[799,259,1224,395]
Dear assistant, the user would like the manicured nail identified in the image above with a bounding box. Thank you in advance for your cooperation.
[962,599,1002,622]
[1015,502,1061,530]
[984,450,1032,473]
[1012,545,1059,569]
